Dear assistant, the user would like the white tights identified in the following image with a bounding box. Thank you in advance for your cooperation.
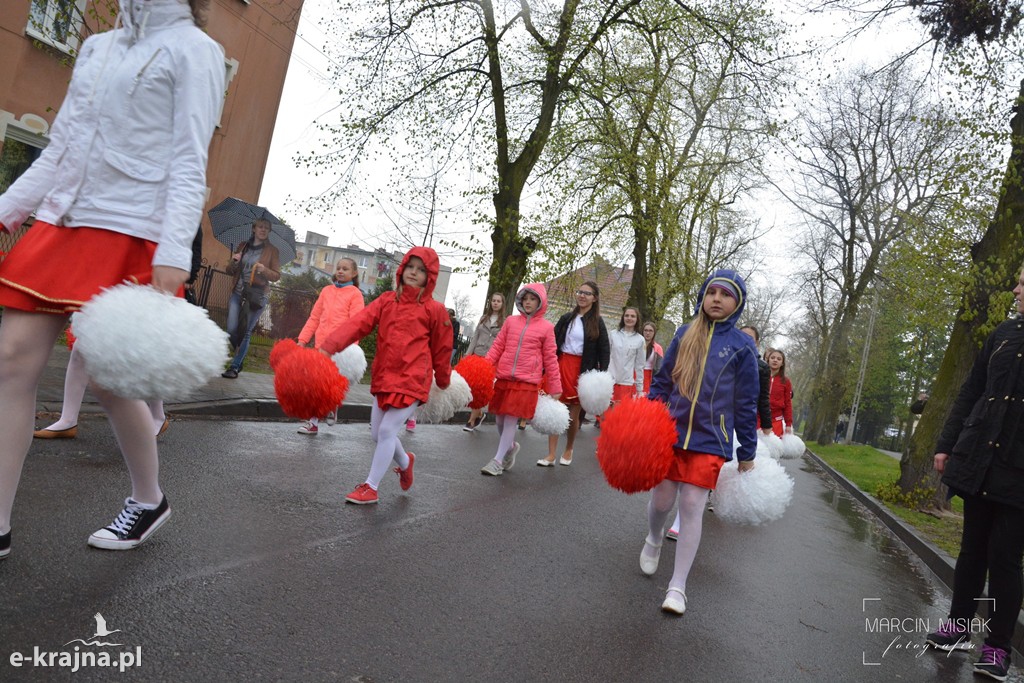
[0,311,163,534]
[45,345,165,435]
[492,414,518,464]
[365,401,417,489]
[646,480,709,594]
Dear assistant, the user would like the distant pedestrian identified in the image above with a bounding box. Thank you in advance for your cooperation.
[319,247,452,505]
[641,322,663,395]
[479,284,560,476]
[766,348,793,436]
[641,270,758,615]
[464,292,506,432]
[538,281,609,467]
[925,268,1024,681]
[448,308,461,364]
[221,219,281,379]
[294,258,365,434]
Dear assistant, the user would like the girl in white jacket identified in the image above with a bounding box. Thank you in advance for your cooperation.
[0,0,225,559]
[608,307,646,405]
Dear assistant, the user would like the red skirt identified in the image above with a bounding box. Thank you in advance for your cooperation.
[489,378,540,419]
[376,392,418,410]
[612,384,636,402]
[555,353,583,405]
[665,449,724,490]
[643,368,653,394]
[0,222,158,314]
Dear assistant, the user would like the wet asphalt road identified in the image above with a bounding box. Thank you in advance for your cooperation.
[0,418,1019,682]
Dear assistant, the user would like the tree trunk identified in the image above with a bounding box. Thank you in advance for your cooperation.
[898,79,1024,508]
[488,189,537,313]
[806,332,852,444]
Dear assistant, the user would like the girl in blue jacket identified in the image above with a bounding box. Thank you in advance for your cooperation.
[641,269,760,615]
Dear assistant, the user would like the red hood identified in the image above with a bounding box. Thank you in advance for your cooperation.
[397,246,440,301]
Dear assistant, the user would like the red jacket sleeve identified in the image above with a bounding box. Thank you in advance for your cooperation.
[429,303,453,389]
[321,294,385,355]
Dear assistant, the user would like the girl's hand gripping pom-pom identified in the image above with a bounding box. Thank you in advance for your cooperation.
[418,370,472,424]
[274,346,350,420]
[714,456,794,525]
[72,283,229,401]
[531,395,570,435]
[596,398,678,494]
[578,369,614,416]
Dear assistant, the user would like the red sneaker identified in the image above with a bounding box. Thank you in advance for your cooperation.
[394,452,415,490]
[345,483,378,505]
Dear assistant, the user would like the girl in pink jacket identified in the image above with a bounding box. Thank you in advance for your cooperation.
[480,283,562,475]
[295,258,365,434]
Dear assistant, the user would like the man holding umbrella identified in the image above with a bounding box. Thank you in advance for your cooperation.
[221,218,280,378]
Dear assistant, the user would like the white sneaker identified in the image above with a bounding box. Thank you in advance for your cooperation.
[640,538,662,576]
[501,442,520,471]
[326,411,337,426]
[481,460,503,476]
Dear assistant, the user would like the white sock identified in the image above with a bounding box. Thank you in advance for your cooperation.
[46,346,89,431]
[668,483,709,594]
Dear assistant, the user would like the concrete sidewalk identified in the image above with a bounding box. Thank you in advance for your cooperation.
[36,345,377,423]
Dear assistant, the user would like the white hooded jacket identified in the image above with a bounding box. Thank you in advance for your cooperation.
[0,0,225,272]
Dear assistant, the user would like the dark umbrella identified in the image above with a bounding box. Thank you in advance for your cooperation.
[208,197,297,264]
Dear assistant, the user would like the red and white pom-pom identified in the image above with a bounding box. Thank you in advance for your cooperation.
[274,346,349,420]
[65,326,76,350]
[780,433,806,459]
[454,355,496,409]
[759,432,784,459]
[418,371,472,424]
[269,339,301,370]
[714,456,794,525]
[578,369,614,416]
[596,398,678,494]
[72,283,228,401]
[332,344,368,384]
[531,395,570,435]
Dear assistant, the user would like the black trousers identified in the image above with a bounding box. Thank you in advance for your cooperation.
[950,493,1024,650]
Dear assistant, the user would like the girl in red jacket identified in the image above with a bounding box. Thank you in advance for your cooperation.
[295,258,365,434]
[480,284,562,475]
[767,348,793,436]
[320,247,453,505]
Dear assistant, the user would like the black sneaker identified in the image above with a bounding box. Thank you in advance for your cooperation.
[88,496,171,550]
[0,530,9,559]
[974,644,1011,681]
[925,621,972,652]
[221,368,239,379]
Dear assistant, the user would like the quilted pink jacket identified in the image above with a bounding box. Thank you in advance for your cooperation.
[485,283,562,394]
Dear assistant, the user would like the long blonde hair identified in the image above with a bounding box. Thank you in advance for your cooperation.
[670,309,714,401]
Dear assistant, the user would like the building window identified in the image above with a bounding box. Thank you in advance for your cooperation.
[26,0,86,54]
[0,113,49,195]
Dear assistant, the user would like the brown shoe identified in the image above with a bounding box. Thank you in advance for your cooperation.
[33,426,77,439]
[157,419,170,437]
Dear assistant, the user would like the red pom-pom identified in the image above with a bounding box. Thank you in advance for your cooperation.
[454,354,496,409]
[274,347,349,419]
[596,398,678,494]
[269,339,301,370]
[65,326,76,351]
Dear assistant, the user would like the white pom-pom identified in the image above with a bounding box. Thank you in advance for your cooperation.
[418,370,472,424]
[714,457,795,525]
[72,283,228,401]
[578,370,614,416]
[756,434,779,460]
[531,395,570,435]
[780,433,806,459]
[759,432,784,459]
[332,344,367,384]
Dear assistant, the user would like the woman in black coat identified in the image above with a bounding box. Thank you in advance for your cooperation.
[926,269,1024,681]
